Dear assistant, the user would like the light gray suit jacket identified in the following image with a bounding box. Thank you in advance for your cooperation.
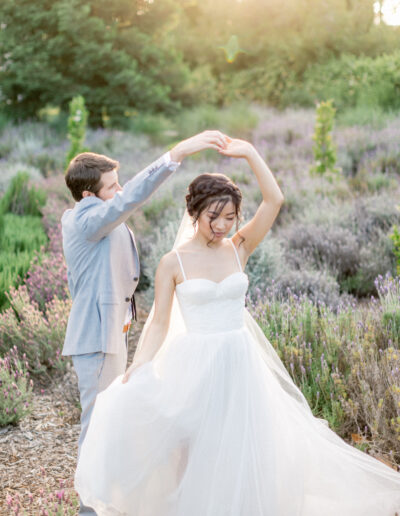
[61,152,180,356]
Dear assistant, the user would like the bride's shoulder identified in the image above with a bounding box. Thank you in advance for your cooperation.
[159,249,178,267]
[157,250,181,278]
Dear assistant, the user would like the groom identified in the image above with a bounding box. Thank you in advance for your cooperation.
[61,130,227,515]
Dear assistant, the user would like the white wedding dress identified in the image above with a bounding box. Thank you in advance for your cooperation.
[75,229,400,515]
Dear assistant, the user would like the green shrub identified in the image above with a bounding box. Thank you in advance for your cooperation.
[0,111,10,134]
[0,172,47,216]
[127,112,173,145]
[0,214,48,310]
[65,95,89,168]
[251,279,400,455]
[0,285,71,377]
[310,100,340,178]
[336,105,396,129]
[301,52,400,112]
[390,223,400,276]
[173,103,259,141]
[142,193,176,224]
[0,346,33,427]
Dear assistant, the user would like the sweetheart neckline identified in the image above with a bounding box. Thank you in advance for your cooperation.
[175,271,248,289]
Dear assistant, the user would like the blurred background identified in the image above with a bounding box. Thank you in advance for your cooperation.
[2,0,400,126]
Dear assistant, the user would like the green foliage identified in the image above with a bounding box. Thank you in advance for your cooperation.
[336,105,397,129]
[65,95,89,167]
[252,278,400,454]
[0,172,47,216]
[0,171,48,310]
[0,214,48,310]
[310,100,340,177]
[142,193,176,224]
[127,112,173,145]
[0,0,191,126]
[0,111,10,134]
[3,0,396,124]
[0,285,71,377]
[390,223,400,276]
[301,52,400,112]
[173,103,259,140]
[0,347,33,427]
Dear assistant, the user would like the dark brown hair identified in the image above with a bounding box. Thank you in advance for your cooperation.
[65,152,120,201]
[185,173,244,245]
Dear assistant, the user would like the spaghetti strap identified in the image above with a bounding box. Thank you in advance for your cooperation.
[174,249,187,281]
[228,239,243,273]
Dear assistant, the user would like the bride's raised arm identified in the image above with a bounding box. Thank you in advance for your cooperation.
[219,138,284,257]
[122,252,176,383]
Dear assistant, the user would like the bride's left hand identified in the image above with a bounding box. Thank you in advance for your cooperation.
[218,137,257,160]
[122,360,146,384]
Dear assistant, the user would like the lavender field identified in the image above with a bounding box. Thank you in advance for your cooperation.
[1,105,400,513]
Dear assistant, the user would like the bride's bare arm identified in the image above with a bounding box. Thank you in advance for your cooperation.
[219,138,284,257]
[122,253,176,383]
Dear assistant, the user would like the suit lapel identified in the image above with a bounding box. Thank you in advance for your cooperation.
[124,223,140,271]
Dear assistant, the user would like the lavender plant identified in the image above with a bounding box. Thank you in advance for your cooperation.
[0,346,33,427]
[250,279,400,463]
[375,274,400,345]
[0,285,71,377]
[5,473,79,515]
[25,222,69,311]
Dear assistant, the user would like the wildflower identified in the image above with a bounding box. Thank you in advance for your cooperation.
[6,493,13,507]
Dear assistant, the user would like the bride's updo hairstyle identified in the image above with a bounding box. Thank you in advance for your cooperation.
[185,173,244,245]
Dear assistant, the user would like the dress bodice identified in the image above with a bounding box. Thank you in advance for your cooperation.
[174,241,249,334]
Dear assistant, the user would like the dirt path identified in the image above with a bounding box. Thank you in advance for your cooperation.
[1,293,150,515]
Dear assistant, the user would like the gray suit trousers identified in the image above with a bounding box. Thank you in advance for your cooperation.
[72,337,128,514]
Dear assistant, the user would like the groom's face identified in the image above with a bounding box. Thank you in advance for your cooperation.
[96,169,123,201]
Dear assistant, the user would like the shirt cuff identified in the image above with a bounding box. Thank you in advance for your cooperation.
[162,151,181,172]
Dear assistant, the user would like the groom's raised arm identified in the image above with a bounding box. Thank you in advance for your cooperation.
[74,130,229,242]
[76,151,180,242]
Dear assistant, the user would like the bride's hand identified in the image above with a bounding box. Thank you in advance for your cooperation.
[170,130,229,162]
[217,137,257,160]
[122,360,146,384]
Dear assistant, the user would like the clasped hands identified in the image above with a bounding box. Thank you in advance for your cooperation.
[169,130,256,163]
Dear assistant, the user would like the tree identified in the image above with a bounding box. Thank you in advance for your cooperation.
[0,0,191,126]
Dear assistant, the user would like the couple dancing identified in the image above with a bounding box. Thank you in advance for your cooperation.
[62,131,400,515]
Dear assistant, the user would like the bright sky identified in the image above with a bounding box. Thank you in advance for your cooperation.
[374,0,400,25]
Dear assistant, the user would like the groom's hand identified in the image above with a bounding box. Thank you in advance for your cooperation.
[170,130,229,162]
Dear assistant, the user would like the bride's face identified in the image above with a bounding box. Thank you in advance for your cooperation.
[197,200,237,241]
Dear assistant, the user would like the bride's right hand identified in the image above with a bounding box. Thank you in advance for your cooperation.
[170,130,230,162]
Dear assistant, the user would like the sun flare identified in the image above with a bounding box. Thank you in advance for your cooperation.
[374,0,400,25]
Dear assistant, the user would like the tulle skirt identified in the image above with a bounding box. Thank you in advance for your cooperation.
[75,326,400,515]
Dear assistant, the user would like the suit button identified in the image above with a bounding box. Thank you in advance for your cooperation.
[125,297,130,302]
[133,277,138,281]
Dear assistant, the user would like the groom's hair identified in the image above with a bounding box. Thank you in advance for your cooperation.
[65,152,120,201]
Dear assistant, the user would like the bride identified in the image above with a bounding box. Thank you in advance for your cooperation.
[75,137,400,515]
